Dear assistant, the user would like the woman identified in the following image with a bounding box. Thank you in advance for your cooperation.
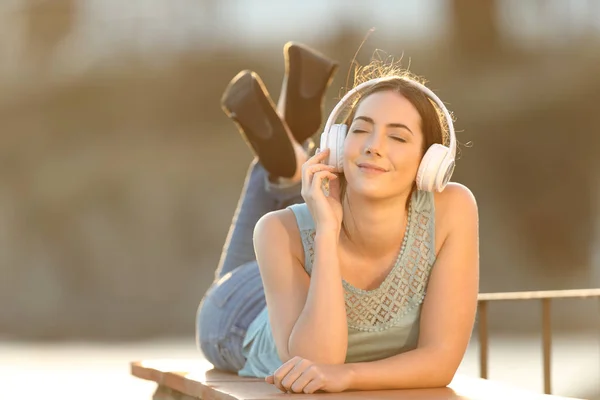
[196,43,479,394]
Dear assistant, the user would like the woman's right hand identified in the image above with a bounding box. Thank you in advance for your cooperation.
[301,148,343,235]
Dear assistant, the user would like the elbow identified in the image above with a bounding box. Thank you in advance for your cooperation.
[420,368,454,389]
[432,360,460,388]
[421,348,460,388]
[435,370,455,388]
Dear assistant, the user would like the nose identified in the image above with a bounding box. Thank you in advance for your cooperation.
[364,130,385,157]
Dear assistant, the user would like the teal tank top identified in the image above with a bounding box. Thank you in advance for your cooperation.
[238,190,436,378]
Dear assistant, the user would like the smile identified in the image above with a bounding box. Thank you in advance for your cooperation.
[357,163,388,173]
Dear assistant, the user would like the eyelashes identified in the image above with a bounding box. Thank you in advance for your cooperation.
[351,129,406,143]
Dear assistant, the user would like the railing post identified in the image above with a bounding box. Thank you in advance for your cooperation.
[478,300,489,379]
[541,298,552,394]
[476,289,600,393]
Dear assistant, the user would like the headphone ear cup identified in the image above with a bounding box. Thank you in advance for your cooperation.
[326,124,347,173]
[319,128,329,157]
[416,144,450,192]
[436,157,455,192]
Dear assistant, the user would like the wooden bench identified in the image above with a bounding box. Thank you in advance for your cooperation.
[131,359,582,400]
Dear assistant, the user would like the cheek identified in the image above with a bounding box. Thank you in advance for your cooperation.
[391,147,423,175]
[342,135,360,159]
[396,143,421,162]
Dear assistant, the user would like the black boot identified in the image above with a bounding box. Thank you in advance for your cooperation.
[278,42,339,144]
[221,70,297,179]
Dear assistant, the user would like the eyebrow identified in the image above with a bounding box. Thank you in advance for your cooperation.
[352,116,414,135]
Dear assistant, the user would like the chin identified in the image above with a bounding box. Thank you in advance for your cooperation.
[346,178,392,199]
[346,171,412,200]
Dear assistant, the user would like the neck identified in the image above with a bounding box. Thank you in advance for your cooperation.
[340,188,412,258]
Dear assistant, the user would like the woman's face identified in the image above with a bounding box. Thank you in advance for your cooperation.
[342,90,425,199]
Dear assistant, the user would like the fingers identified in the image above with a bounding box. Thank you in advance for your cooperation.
[301,148,334,181]
[280,358,311,392]
[305,147,330,166]
[269,357,320,394]
[326,171,342,200]
[302,378,324,394]
[302,164,336,183]
[290,365,318,393]
[302,162,335,187]
[310,170,338,195]
[271,357,302,392]
[301,162,337,199]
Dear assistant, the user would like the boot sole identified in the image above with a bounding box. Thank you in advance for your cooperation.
[281,42,339,143]
[222,70,297,178]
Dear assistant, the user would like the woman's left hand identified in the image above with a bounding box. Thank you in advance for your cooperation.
[265,356,352,394]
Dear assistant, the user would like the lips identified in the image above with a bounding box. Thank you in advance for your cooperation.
[357,162,387,172]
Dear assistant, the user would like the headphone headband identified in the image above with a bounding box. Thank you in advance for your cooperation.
[323,76,456,157]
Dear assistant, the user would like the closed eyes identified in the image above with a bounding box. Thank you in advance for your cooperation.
[351,129,406,143]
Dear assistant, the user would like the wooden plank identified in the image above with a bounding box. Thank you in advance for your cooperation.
[478,288,600,301]
[132,360,263,383]
[131,360,583,400]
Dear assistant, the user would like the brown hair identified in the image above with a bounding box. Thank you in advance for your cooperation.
[338,57,451,240]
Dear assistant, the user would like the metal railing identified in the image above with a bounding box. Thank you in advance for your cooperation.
[476,288,600,395]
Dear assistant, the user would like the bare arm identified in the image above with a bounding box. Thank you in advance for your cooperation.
[254,210,347,364]
[346,183,480,390]
[288,230,347,363]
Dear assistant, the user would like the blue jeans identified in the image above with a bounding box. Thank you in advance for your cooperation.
[196,159,303,372]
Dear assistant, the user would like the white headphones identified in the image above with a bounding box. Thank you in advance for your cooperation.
[319,76,457,192]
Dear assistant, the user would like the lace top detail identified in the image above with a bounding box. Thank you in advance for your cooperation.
[295,190,436,332]
[239,191,437,378]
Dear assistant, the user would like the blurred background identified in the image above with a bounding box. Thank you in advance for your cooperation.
[1,0,599,399]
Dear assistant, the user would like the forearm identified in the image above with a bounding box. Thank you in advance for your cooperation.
[347,347,457,390]
[288,231,347,363]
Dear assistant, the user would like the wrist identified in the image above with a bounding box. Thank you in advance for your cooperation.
[343,363,358,390]
[314,229,340,246]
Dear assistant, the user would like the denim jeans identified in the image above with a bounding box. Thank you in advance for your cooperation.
[196,158,303,372]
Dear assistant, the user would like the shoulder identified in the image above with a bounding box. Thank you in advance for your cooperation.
[433,183,479,236]
[435,183,477,213]
[254,208,301,242]
[253,209,304,263]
